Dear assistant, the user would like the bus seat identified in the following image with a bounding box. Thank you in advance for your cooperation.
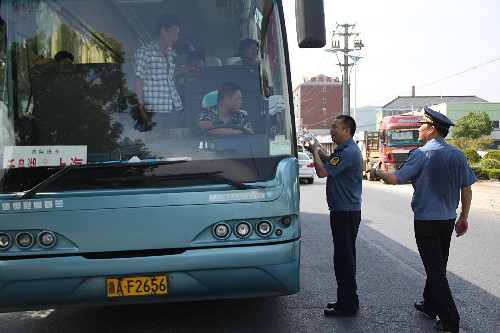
[225,57,241,65]
[205,57,222,66]
[202,90,218,108]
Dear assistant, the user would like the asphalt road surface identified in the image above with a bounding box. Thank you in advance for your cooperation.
[1,176,498,332]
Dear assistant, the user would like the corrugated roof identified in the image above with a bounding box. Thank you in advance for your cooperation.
[381,96,488,110]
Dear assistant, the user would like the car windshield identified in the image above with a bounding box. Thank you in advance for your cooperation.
[387,129,423,147]
[0,0,293,193]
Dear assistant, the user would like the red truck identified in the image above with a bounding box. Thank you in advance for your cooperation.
[358,114,424,180]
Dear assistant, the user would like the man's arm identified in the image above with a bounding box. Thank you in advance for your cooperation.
[455,186,472,237]
[317,148,329,164]
[305,141,329,178]
[199,120,243,136]
[134,76,149,124]
[368,168,401,185]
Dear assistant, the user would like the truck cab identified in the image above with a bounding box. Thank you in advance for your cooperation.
[378,115,424,172]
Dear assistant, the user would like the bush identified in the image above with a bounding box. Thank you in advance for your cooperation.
[485,169,500,180]
[483,150,500,161]
[470,166,488,179]
[449,137,494,150]
[479,158,500,169]
[462,148,481,164]
[449,138,468,150]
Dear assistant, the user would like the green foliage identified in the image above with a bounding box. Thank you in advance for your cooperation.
[483,150,500,161]
[452,110,494,139]
[115,138,153,161]
[470,137,495,150]
[470,166,486,179]
[449,137,494,150]
[485,169,500,180]
[462,148,481,164]
[479,158,500,169]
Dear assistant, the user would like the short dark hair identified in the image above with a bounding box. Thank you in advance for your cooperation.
[217,82,241,103]
[155,13,180,37]
[433,125,449,138]
[187,50,205,64]
[335,115,356,136]
[235,38,258,56]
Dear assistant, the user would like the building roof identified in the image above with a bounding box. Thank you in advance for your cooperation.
[381,96,488,110]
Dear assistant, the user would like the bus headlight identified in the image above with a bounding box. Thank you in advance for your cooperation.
[235,222,251,238]
[0,233,12,249]
[38,231,56,248]
[213,223,230,239]
[16,232,34,248]
[257,220,272,237]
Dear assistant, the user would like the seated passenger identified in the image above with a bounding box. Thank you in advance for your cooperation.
[198,82,254,136]
[232,38,259,67]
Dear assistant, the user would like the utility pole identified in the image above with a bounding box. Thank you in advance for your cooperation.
[325,24,364,116]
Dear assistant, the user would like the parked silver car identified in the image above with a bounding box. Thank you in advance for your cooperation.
[298,152,314,184]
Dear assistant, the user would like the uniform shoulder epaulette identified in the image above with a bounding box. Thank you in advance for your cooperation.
[334,146,346,153]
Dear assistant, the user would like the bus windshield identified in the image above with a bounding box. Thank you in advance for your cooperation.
[0,0,293,193]
[387,129,422,147]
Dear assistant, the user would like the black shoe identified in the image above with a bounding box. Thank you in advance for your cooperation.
[414,301,437,319]
[326,302,339,309]
[433,320,454,333]
[323,307,357,317]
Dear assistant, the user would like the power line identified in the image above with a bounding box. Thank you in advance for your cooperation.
[366,56,500,106]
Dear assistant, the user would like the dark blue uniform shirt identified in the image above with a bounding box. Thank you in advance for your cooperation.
[323,138,363,211]
[394,138,477,220]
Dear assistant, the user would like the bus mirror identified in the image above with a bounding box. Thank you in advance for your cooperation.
[380,131,386,143]
[295,0,326,48]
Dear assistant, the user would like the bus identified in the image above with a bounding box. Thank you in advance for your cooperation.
[0,0,325,311]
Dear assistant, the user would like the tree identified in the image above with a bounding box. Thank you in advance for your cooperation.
[451,110,494,139]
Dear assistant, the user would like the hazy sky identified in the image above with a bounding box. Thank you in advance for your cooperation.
[283,0,500,108]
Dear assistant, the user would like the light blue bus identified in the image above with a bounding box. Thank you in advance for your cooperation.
[0,0,325,311]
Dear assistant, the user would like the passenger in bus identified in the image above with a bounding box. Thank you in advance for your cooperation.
[198,82,254,136]
[54,51,74,64]
[232,38,259,67]
[176,50,205,102]
[134,13,193,131]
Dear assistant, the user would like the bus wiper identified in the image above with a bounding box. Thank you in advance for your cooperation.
[96,171,265,190]
[17,160,186,200]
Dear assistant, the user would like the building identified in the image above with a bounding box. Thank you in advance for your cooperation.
[293,75,342,136]
[430,102,500,146]
[376,95,487,129]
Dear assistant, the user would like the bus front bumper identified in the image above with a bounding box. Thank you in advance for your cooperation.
[0,240,300,312]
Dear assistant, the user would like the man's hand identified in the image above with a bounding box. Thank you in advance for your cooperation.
[455,218,468,237]
[367,168,377,180]
[139,105,150,124]
[304,140,319,154]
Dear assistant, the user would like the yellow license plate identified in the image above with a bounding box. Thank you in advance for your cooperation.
[106,275,168,297]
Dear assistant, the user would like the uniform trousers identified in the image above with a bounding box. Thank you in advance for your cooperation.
[414,219,459,333]
[330,210,361,313]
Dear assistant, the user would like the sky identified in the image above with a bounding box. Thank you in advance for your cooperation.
[283,0,500,108]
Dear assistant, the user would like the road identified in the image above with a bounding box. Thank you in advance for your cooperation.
[1,176,498,332]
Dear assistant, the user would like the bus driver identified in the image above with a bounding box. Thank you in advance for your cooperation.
[198,82,254,136]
